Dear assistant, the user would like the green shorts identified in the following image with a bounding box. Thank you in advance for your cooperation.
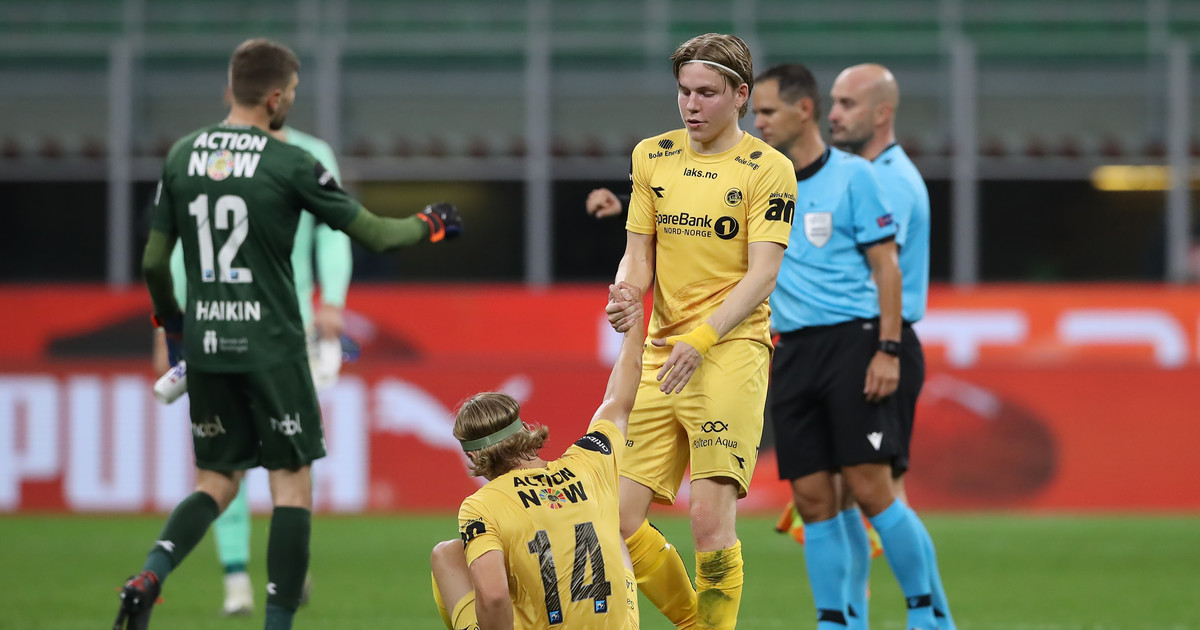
[187,359,325,471]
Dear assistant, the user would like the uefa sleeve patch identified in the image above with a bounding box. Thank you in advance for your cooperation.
[877,213,894,228]
[314,163,341,191]
[574,431,613,455]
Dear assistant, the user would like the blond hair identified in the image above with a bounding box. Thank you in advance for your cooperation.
[671,33,754,118]
[454,392,549,480]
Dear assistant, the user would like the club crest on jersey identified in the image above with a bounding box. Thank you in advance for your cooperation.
[207,150,235,180]
[804,212,833,248]
[725,188,743,207]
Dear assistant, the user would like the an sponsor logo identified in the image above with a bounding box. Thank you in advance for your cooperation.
[701,421,728,433]
[659,139,674,150]
[155,540,176,553]
[766,196,796,224]
[877,213,894,228]
[715,216,740,240]
[683,167,718,180]
[267,582,278,595]
[192,415,227,438]
[460,519,486,544]
[203,330,218,354]
[804,212,833,247]
[749,150,763,160]
[725,188,743,207]
[625,439,635,448]
[733,454,746,469]
[270,414,303,436]
[651,186,665,198]
[867,432,884,450]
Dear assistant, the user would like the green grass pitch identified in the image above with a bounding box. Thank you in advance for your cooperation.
[1,513,1196,629]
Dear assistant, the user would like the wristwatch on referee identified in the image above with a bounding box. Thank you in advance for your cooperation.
[878,339,901,357]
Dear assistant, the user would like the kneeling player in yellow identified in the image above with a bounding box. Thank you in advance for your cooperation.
[430,283,646,630]
[602,33,796,630]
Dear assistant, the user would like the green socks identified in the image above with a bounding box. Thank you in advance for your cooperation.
[265,506,312,618]
[142,491,220,582]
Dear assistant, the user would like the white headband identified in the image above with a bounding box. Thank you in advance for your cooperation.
[684,59,743,82]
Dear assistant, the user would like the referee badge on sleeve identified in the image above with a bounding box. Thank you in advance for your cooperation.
[804,212,833,247]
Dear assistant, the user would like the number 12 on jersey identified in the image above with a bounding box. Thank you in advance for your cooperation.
[188,193,253,283]
[527,522,612,625]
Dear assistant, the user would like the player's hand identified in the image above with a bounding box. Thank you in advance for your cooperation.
[586,188,624,219]
[314,303,345,340]
[605,282,641,333]
[650,338,703,394]
[864,351,899,403]
[417,202,463,242]
[153,311,185,367]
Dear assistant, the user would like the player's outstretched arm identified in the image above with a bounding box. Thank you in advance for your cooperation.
[470,550,514,630]
[608,232,654,333]
[339,203,463,253]
[593,282,645,436]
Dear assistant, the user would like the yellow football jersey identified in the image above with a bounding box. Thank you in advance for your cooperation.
[459,419,629,629]
[626,129,796,363]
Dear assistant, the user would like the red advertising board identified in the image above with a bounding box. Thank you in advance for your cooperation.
[0,284,1197,513]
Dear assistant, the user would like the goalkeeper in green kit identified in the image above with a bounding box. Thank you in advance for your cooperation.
[116,37,462,630]
[152,124,353,617]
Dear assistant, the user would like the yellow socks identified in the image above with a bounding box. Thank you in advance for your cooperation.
[431,573,453,630]
[626,519,698,629]
[695,541,744,630]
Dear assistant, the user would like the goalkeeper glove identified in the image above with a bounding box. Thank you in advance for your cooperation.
[416,202,463,243]
[152,311,185,367]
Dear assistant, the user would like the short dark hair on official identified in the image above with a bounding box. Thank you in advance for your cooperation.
[228,38,300,107]
[757,63,821,120]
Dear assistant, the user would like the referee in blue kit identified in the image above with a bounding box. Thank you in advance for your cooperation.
[752,63,937,630]
[830,63,954,630]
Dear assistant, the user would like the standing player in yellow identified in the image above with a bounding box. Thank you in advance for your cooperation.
[429,283,645,630]
[604,33,797,630]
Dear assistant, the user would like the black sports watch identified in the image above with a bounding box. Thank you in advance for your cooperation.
[878,339,901,357]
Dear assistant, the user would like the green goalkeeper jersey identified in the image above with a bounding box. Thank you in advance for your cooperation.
[168,127,353,328]
[151,122,361,372]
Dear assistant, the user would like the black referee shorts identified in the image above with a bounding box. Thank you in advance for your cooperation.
[770,319,903,481]
[891,322,926,478]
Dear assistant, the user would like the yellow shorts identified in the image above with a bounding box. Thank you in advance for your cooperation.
[621,339,770,504]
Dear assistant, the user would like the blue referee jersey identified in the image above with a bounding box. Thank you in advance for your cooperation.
[874,143,930,324]
[771,146,898,332]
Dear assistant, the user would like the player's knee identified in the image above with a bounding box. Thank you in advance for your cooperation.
[430,539,461,574]
[619,511,645,541]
